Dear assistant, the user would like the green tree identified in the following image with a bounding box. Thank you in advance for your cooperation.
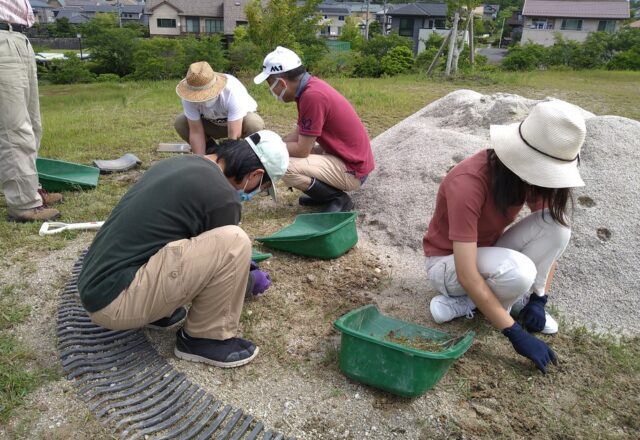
[339,16,364,51]
[81,13,143,77]
[245,0,326,64]
[132,38,185,80]
[381,45,414,75]
[44,52,95,84]
[228,26,263,73]
[51,17,75,37]
[368,20,381,38]
[362,33,412,58]
[181,35,228,71]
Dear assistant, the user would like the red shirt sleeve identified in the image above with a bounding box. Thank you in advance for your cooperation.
[297,90,326,137]
[445,173,487,243]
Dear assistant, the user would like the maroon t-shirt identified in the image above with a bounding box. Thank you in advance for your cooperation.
[296,77,374,178]
[423,149,542,257]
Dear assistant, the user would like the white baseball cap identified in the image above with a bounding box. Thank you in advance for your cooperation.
[245,130,289,201]
[253,46,302,84]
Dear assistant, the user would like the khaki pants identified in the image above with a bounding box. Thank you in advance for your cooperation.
[89,225,252,340]
[174,112,265,142]
[0,30,43,209]
[281,154,362,192]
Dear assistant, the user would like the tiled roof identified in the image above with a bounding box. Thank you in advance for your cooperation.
[145,0,224,16]
[523,0,630,19]
[387,2,447,17]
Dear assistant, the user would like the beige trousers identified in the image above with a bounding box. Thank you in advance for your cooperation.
[89,225,252,340]
[174,112,265,142]
[0,30,43,209]
[281,154,362,192]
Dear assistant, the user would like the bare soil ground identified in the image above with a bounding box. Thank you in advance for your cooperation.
[1,190,638,439]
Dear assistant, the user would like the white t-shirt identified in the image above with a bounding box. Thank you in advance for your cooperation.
[182,74,257,123]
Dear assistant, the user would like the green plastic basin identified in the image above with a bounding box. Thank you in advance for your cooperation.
[36,157,100,191]
[255,212,358,259]
[251,248,272,262]
[334,304,474,397]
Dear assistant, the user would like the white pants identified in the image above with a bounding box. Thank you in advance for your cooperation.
[425,210,571,310]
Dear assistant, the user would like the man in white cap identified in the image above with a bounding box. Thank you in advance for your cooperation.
[79,130,288,368]
[1,1,62,222]
[254,46,374,212]
[175,61,265,155]
[422,100,587,374]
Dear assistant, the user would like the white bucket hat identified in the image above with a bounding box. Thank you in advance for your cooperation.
[491,100,586,188]
[245,130,289,201]
[253,46,302,84]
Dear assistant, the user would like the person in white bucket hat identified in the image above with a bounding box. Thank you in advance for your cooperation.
[254,46,374,213]
[174,61,265,155]
[79,130,288,369]
[422,100,586,374]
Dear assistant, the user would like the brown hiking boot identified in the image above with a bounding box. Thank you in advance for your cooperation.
[37,188,63,206]
[7,205,60,223]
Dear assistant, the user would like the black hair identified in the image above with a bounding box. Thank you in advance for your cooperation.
[274,65,307,82]
[487,149,572,227]
[215,137,272,185]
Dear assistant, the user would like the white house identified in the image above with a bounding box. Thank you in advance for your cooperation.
[521,0,631,46]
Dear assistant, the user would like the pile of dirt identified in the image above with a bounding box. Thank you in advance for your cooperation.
[355,89,640,335]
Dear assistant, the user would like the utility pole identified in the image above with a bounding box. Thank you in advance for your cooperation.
[498,16,505,48]
[364,0,370,40]
[116,0,122,28]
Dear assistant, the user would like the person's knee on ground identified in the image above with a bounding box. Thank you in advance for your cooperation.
[240,112,265,138]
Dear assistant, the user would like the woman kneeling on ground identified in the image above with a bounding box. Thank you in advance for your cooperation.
[423,100,586,373]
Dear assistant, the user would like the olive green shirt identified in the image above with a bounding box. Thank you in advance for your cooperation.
[79,156,241,312]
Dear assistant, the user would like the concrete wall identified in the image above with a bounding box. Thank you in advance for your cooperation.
[417,28,452,54]
[521,18,621,46]
[148,3,180,36]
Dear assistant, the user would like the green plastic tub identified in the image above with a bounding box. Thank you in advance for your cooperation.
[251,248,272,262]
[36,157,100,191]
[334,304,474,397]
[255,212,358,259]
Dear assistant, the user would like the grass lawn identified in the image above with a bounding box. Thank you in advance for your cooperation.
[1,69,639,437]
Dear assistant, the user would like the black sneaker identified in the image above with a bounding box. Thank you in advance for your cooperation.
[145,307,187,330]
[174,329,258,368]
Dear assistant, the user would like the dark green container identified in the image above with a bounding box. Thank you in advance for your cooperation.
[334,304,474,397]
[255,212,358,259]
[36,157,100,191]
[251,248,272,262]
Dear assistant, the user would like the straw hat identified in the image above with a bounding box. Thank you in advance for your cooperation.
[176,61,227,103]
[490,100,586,188]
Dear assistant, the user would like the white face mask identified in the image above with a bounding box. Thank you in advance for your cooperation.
[269,79,286,102]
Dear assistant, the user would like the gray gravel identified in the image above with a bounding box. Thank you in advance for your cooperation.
[355,89,640,336]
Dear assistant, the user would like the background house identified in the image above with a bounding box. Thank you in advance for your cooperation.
[347,1,383,36]
[521,0,631,46]
[318,2,351,37]
[386,2,448,54]
[472,4,500,20]
[53,1,146,25]
[30,0,56,23]
[145,0,252,38]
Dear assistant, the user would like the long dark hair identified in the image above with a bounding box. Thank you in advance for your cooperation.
[488,149,572,227]
[215,138,272,185]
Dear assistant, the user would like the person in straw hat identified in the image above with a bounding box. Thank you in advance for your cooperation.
[422,100,587,374]
[175,61,264,155]
[79,130,288,368]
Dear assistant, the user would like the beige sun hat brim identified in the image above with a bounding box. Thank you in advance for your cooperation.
[491,122,585,188]
[176,73,227,103]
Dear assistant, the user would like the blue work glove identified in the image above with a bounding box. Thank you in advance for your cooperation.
[503,322,558,374]
[521,294,548,333]
[250,269,272,295]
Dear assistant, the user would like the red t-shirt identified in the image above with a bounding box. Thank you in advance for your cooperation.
[423,149,542,256]
[296,77,374,178]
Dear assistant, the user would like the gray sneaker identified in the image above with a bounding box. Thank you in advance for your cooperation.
[430,295,476,324]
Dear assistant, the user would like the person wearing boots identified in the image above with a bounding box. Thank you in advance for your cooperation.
[254,46,374,212]
[174,61,265,156]
[423,101,587,374]
[1,3,62,222]
[78,130,288,368]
